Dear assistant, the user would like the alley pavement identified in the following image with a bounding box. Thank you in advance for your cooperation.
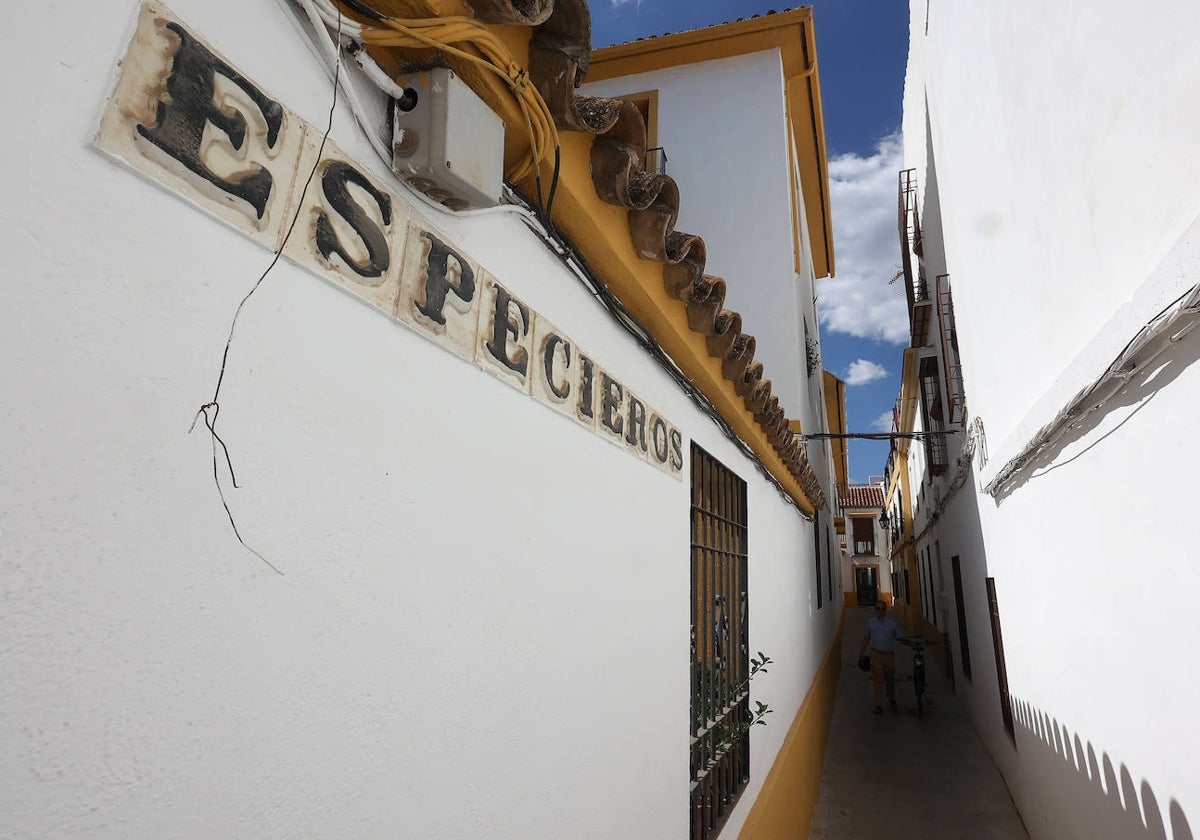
[809,606,1028,840]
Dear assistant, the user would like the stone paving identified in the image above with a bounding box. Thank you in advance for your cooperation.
[809,606,1029,840]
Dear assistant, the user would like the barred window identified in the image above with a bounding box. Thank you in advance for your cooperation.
[813,512,823,608]
[690,444,750,840]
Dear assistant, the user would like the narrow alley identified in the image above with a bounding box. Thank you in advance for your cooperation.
[809,607,1028,840]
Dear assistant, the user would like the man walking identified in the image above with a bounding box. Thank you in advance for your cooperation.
[859,600,905,714]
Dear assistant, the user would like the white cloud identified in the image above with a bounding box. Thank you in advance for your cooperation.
[845,358,888,386]
[816,132,909,344]
[610,0,640,6]
[870,410,895,432]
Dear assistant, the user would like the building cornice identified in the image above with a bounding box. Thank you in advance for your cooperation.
[347,0,828,511]
[587,7,834,280]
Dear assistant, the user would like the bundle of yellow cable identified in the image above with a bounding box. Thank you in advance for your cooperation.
[356,12,559,191]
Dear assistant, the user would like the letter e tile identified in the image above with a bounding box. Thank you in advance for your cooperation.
[93,0,306,250]
[476,273,535,394]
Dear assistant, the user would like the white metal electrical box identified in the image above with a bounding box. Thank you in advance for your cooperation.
[390,68,505,211]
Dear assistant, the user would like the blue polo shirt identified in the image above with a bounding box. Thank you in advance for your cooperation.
[866,617,904,653]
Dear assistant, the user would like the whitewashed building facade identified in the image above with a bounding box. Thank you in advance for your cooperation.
[893,2,1200,837]
[1,3,845,839]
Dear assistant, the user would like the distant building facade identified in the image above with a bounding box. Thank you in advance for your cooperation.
[837,483,890,607]
[892,1,1200,837]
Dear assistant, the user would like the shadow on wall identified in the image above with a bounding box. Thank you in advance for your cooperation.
[992,291,1200,504]
[1013,698,1193,840]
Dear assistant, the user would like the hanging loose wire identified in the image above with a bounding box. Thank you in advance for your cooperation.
[304,0,561,222]
[191,3,348,574]
[290,0,815,516]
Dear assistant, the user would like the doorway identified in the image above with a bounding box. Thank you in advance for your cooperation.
[854,566,878,607]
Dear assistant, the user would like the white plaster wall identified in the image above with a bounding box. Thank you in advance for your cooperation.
[583,51,812,421]
[906,0,1200,452]
[0,2,839,838]
[903,2,1200,836]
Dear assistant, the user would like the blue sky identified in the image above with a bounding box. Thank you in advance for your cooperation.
[591,1,911,483]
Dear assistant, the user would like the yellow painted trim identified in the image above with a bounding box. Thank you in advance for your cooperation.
[612,88,660,151]
[822,371,848,490]
[900,549,921,635]
[589,9,834,280]
[553,132,817,514]
[786,117,801,274]
[738,609,844,840]
[896,348,920,457]
[363,4,819,513]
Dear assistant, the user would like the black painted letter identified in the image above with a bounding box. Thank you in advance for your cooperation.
[601,373,624,436]
[543,334,572,400]
[315,161,392,279]
[669,429,684,471]
[650,415,670,464]
[577,355,596,420]
[416,233,475,325]
[136,23,284,220]
[486,283,531,376]
[625,395,647,451]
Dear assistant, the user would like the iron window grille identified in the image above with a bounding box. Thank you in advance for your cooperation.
[936,274,967,424]
[690,444,749,840]
[986,578,1015,740]
[951,555,972,681]
[813,511,823,608]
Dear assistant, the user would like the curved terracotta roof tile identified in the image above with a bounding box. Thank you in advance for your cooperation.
[468,0,555,25]
[683,275,725,334]
[447,0,827,509]
[717,330,753,385]
[736,360,764,399]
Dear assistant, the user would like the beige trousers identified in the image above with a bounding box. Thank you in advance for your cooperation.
[869,649,897,706]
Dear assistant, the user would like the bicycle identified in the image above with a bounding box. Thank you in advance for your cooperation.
[900,637,937,718]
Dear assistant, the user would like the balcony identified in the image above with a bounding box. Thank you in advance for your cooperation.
[898,169,933,347]
[936,274,967,424]
[853,540,876,556]
[645,146,668,176]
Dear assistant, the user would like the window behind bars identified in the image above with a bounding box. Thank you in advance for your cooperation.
[689,444,750,840]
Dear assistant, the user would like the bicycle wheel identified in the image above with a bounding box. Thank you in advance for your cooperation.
[914,666,925,719]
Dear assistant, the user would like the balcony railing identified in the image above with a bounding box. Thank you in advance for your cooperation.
[646,146,668,176]
[854,540,876,556]
[898,169,933,346]
[936,274,967,424]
